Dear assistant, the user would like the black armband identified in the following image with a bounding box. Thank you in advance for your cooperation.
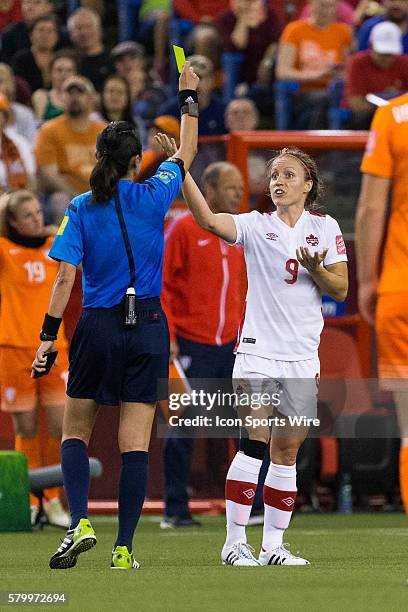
[168,157,186,181]
[40,313,62,341]
[178,89,199,117]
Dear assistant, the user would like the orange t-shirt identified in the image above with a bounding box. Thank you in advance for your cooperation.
[361,93,408,295]
[0,236,67,348]
[34,115,106,195]
[280,20,352,90]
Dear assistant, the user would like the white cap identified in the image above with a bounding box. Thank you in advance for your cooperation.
[369,21,403,55]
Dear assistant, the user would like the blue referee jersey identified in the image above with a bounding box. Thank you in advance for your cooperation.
[50,160,182,308]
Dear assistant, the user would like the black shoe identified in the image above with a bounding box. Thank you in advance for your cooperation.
[160,515,202,529]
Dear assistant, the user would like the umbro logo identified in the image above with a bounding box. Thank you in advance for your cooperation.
[266,233,278,241]
[306,234,319,246]
[197,239,211,247]
[282,497,295,507]
[243,488,255,500]
[9,248,20,255]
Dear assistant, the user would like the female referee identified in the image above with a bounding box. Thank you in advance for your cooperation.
[157,135,348,567]
[31,62,199,570]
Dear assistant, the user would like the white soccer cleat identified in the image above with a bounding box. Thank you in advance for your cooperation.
[44,498,70,528]
[259,544,310,566]
[221,542,261,567]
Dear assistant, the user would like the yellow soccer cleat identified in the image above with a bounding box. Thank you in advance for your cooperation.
[111,545,140,570]
[49,518,97,569]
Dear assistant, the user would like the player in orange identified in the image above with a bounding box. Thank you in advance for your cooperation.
[0,190,70,527]
[356,93,408,512]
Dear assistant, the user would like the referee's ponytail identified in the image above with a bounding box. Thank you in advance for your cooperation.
[90,121,142,202]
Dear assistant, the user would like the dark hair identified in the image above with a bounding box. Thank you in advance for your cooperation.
[100,75,136,127]
[29,13,58,35]
[266,147,324,210]
[90,121,142,202]
[50,48,79,72]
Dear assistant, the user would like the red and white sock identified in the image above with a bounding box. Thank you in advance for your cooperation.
[262,462,297,551]
[225,451,262,547]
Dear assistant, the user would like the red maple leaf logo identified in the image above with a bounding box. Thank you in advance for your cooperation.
[306,234,319,246]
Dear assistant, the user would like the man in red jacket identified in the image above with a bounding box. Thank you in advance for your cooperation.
[161,161,244,528]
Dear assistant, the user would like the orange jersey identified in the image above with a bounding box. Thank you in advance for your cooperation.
[280,20,352,91]
[0,236,67,348]
[361,93,408,294]
[34,115,106,195]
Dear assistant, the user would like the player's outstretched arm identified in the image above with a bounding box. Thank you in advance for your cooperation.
[182,173,237,243]
[154,133,237,243]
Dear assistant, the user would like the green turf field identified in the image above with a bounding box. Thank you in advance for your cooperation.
[1,514,408,612]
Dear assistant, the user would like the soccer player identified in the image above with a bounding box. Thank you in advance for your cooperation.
[356,93,408,512]
[160,161,244,528]
[0,190,70,527]
[156,135,348,566]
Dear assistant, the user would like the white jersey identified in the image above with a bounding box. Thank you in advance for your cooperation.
[232,209,347,361]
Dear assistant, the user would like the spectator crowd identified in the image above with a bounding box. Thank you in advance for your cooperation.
[0,0,405,219]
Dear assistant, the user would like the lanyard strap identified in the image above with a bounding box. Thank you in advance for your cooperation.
[114,191,136,288]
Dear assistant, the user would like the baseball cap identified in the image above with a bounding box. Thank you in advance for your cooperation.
[63,75,95,95]
[111,41,145,60]
[0,93,10,114]
[186,54,214,77]
[370,21,403,55]
[150,115,180,140]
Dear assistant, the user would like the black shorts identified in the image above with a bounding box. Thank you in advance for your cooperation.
[67,297,169,405]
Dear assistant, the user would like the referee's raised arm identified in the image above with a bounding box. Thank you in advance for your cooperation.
[172,61,200,174]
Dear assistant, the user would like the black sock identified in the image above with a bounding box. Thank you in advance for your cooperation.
[61,438,90,529]
[115,451,148,552]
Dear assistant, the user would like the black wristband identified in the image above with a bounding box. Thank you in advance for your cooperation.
[168,157,186,181]
[178,89,198,110]
[40,331,58,342]
[41,313,62,340]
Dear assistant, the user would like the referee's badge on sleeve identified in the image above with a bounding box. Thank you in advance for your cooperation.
[57,215,69,236]
[158,170,177,183]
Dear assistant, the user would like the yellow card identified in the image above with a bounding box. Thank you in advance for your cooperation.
[173,45,186,73]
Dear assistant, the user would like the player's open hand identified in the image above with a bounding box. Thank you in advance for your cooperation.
[296,246,329,273]
[154,133,177,157]
[179,61,199,91]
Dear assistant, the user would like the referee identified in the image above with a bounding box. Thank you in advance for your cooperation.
[31,63,199,570]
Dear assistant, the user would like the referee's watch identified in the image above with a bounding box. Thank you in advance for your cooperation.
[40,331,58,342]
[180,97,199,118]
[178,90,199,118]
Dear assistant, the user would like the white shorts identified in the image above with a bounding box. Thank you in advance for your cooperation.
[232,352,320,419]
